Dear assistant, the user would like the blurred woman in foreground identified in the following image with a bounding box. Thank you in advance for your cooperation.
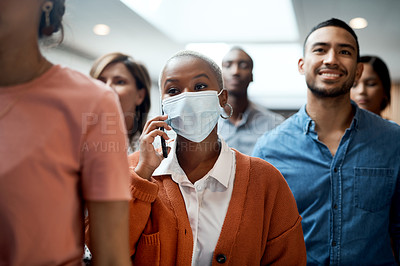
[0,1,131,264]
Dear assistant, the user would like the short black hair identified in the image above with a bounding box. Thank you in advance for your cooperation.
[303,18,360,62]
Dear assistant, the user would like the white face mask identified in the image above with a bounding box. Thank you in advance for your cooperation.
[162,90,223,143]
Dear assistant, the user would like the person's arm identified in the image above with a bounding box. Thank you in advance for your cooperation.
[87,200,131,266]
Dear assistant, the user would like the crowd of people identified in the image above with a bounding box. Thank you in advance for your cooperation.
[0,0,399,265]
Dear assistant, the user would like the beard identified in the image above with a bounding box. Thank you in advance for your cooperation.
[306,71,356,98]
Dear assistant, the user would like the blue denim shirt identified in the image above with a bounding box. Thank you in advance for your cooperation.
[253,103,400,265]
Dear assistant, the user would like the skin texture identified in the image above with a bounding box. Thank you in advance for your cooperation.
[351,63,386,116]
[135,56,228,184]
[98,62,145,132]
[298,26,363,156]
[0,1,131,265]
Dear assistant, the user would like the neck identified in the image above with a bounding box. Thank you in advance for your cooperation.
[306,91,354,131]
[306,91,354,156]
[227,92,249,124]
[176,129,221,184]
[0,36,51,87]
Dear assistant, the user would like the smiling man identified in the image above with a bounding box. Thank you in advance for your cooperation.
[253,18,400,265]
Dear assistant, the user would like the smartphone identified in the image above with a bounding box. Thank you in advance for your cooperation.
[160,109,168,158]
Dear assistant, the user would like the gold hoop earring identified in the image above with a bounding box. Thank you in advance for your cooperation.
[41,1,54,36]
[220,103,233,119]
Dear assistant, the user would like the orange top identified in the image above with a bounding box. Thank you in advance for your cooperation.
[0,65,131,265]
[127,150,306,265]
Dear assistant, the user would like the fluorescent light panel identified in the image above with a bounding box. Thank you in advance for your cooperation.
[121,0,299,43]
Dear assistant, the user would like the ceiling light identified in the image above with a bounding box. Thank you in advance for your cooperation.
[349,17,368,29]
[93,24,111,36]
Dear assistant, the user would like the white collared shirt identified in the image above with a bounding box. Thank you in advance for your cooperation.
[153,137,236,266]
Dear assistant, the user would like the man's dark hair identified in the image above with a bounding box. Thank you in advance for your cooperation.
[303,18,360,62]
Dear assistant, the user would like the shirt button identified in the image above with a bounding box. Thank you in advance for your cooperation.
[196,185,202,190]
[332,241,337,247]
[334,168,338,173]
[333,204,338,209]
[216,254,227,263]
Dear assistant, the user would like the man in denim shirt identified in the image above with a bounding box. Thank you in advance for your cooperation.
[253,18,400,265]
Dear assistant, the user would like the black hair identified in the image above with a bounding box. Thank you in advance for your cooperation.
[38,0,65,41]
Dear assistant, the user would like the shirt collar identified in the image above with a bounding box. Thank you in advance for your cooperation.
[298,104,313,134]
[300,101,360,134]
[350,100,360,131]
[153,138,233,188]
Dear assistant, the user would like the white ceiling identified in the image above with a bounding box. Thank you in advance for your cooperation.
[47,0,400,110]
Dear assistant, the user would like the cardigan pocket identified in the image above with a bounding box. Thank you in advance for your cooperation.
[133,232,161,265]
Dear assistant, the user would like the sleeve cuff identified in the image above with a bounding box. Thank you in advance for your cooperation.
[129,167,158,203]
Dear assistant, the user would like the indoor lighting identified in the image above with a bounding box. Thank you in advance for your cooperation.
[349,17,368,29]
[93,24,111,36]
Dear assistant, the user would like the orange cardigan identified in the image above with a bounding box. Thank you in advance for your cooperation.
[127,150,306,265]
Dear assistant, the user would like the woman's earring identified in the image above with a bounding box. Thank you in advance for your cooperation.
[41,1,54,36]
[220,103,233,119]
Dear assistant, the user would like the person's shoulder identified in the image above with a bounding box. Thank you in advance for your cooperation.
[259,110,302,138]
[50,65,113,94]
[250,102,285,120]
[235,150,288,188]
[359,108,400,132]
[236,150,282,176]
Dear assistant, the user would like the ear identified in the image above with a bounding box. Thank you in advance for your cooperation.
[135,88,146,106]
[298,58,305,75]
[354,62,364,83]
[218,89,228,108]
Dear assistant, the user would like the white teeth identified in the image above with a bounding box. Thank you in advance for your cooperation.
[321,73,340,77]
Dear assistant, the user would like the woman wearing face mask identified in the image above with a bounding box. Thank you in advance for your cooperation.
[351,55,391,117]
[126,51,306,265]
[90,52,151,153]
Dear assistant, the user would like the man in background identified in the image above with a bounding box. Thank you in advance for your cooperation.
[218,47,284,155]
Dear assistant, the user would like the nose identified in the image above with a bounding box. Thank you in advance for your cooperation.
[229,63,240,75]
[323,49,339,66]
[354,82,366,95]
